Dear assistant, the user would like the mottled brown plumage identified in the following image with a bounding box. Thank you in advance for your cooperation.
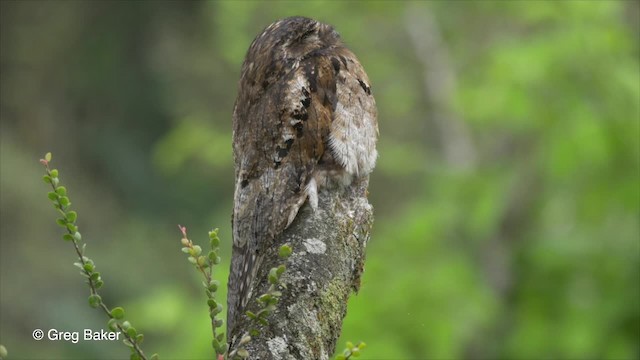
[228,16,378,336]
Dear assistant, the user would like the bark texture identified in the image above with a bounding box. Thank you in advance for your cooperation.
[229,177,373,359]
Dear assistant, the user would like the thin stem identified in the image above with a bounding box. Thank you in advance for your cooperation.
[182,235,220,352]
[43,164,148,360]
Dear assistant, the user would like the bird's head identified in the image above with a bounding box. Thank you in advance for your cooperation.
[278,16,340,59]
[240,17,341,88]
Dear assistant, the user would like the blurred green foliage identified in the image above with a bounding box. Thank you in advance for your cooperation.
[1,1,638,359]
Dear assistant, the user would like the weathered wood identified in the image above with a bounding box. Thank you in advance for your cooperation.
[229,178,373,359]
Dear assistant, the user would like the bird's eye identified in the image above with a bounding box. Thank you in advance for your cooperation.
[299,30,315,42]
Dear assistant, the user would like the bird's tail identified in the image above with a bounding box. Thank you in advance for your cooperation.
[227,243,261,337]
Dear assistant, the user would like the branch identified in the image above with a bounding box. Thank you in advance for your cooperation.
[228,178,373,359]
[405,5,476,170]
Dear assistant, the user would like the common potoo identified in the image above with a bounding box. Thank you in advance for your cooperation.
[228,16,378,335]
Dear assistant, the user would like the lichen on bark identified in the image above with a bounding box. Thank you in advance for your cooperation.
[229,178,373,359]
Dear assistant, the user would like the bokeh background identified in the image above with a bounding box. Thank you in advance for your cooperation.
[1,1,638,359]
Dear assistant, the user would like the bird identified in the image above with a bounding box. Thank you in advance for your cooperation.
[227,16,378,337]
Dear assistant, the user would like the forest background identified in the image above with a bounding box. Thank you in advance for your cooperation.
[1,1,638,359]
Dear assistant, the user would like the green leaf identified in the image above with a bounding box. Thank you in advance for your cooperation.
[129,353,140,360]
[276,265,285,276]
[187,257,196,264]
[150,354,159,360]
[50,169,59,178]
[181,247,190,253]
[246,311,257,319]
[208,280,219,292]
[107,318,119,331]
[63,234,74,241]
[43,175,52,184]
[208,250,218,261]
[239,335,251,345]
[73,232,82,241]
[59,196,70,207]
[66,223,77,232]
[66,211,77,222]
[192,245,202,256]
[48,192,58,201]
[90,272,100,281]
[210,238,220,248]
[88,294,102,308]
[83,263,94,273]
[268,268,279,284]
[259,294,273,303]
[56,218,67,227]
[209,229,220,247]
[279,245,292,258]
[346,341,354,350]
[121,321,131,330]
[216,333,224,342]
[45,152,52,162]
[207,299,217,308]
[95,280,104,289]
[56,186,67,196]
[211,303,223,315]
[52,178,59,186]
[126,327,137,338]
[111,307,125,319]
[197,256,206,266]
[237,349,249,358]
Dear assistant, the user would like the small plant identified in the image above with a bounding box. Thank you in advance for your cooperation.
[40,153,157,360]
[178,225,227,357]
[228,244,292,359]
[38,152,365,359]
[335,341,366,360]
[245,244,292,331]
